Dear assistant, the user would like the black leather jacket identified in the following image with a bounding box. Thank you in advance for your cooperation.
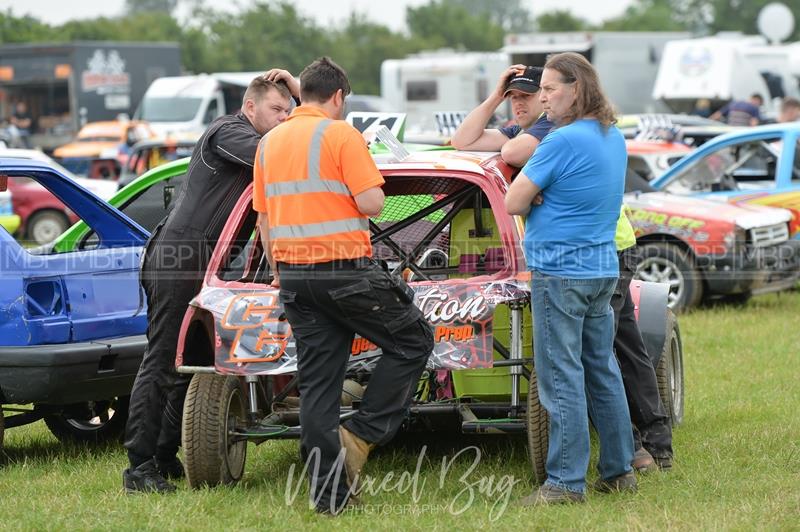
[159,112,261,244]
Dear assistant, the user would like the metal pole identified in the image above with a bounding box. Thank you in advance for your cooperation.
[245,375,259,418]
[510,303,523,412]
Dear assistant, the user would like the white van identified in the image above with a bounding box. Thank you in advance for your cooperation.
[134,72,262,139]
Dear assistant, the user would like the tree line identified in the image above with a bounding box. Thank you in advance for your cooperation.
[0,0,797,95]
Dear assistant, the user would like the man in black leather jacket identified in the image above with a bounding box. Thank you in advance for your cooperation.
[123,69,300,493]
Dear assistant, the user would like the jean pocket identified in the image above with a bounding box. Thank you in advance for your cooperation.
[328,278,382,317]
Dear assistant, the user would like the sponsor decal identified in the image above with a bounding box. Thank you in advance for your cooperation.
[81,50,131,95]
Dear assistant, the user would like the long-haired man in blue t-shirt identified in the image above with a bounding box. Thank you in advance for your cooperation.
[506,52,636,505]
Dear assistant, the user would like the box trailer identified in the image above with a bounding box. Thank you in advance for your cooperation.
[0,42,181,151]
[381,51,509,134]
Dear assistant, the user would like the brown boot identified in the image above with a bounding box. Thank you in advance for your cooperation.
[631,447,657,473]
[338,426,375,492]
[594,471,638,493]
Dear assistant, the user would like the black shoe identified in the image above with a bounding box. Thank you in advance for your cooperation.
[654,455,673,471]
[155,456,185,480]
[123,460,177,494]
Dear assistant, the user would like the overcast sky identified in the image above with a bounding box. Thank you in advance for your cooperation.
[0,0,634,30]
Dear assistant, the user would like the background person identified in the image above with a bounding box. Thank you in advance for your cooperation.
[710,93,762,126]
[778,97,800,123]
[9,101,33,148]
[122,70,298,494]
[612,217,674,472]
[254,56,433,515]
[451,65,553,166]
[505,52,635,505]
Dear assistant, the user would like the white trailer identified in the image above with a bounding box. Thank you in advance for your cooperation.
[502,31,690,114]
[380,51,509,134]
[653,34,800,117]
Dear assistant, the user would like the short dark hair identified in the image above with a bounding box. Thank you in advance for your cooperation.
[300,57,351,103]
[750,93,764,104]
[242,76,291,107]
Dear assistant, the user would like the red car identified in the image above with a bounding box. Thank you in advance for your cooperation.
[1,149,116,243]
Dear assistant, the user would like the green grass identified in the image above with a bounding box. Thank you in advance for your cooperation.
[1,292,800,530]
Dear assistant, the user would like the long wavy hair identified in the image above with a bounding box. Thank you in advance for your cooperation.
[544,52,617,129]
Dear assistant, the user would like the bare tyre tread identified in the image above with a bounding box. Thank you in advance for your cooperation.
[183,374,247,488]
[526,368,549,486]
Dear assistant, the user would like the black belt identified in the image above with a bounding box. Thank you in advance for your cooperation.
[278,257,372,271]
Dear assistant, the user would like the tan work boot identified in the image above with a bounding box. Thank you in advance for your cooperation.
[631,447,657,473]
[594,471,638,493]
[338,426,375,492]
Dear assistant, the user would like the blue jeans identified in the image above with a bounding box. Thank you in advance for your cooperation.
[531,273,634,493]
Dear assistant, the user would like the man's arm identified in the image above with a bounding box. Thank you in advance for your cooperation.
[505,171,542,217]
[451,65,525,151]
[354,187,384,217]
[257,212,279,287]
[500,134,541,167]
[213,121,261,167]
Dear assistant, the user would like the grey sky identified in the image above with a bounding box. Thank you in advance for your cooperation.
[0,0,634,30]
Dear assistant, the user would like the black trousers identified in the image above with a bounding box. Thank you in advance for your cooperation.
[124,230,209,466]
[610,247,674,460]
[279,259,433,513]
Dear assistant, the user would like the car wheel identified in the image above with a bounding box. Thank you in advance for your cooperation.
[656,310,684,427]
[43,396,129,444]
[526,368,549,486]
[636,242,703,312]
[0,408,5,451]
[27,209,69,245]
[183,374,247,488]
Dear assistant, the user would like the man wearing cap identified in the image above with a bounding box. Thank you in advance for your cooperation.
[452,65,553,166]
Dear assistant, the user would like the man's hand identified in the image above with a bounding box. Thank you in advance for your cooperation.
[270,273,280,288]
[264,69,300,100]
[533,192,544,206]
[494,64,526,99]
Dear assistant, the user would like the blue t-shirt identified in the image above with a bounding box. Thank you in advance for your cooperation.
[720,101,761,126]
[520,119,626,278]
[499,115,554,141]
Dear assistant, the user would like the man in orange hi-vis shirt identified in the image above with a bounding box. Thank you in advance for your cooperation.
[253,57,433,516]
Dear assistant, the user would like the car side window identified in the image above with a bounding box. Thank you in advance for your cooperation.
[120,173,187,230]
[203,100,218,125]
[77,173,187,250]
[667,138,780,193]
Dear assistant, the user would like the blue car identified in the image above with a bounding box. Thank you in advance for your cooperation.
[0,158,150,448]
[651,123,800,239]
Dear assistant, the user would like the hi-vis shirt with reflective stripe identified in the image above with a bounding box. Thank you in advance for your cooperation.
[254,106,384,264]
[263,119,369,241]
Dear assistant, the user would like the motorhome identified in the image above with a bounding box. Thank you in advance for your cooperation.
[503,31,690,114]
[653,34,800,117]
[134,72,262,139]
[381,51,509,134]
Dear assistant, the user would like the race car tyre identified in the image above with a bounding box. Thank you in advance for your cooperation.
[43,396,129,444]
[636,242,703,312]
[0,408,4,451]
[183,374,247,488]
[656,310,685,427]
[526,368,549,486]
[27,209,69,245]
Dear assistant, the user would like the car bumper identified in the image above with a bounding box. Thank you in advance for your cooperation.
[699,241,800,295]
[0,214,20,235]
[0,335,146,405]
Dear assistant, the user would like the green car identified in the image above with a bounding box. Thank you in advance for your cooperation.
[54,139,453,252]
[53,158,190,253]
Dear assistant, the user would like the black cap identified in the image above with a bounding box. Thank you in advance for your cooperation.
[503,66,543,97]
